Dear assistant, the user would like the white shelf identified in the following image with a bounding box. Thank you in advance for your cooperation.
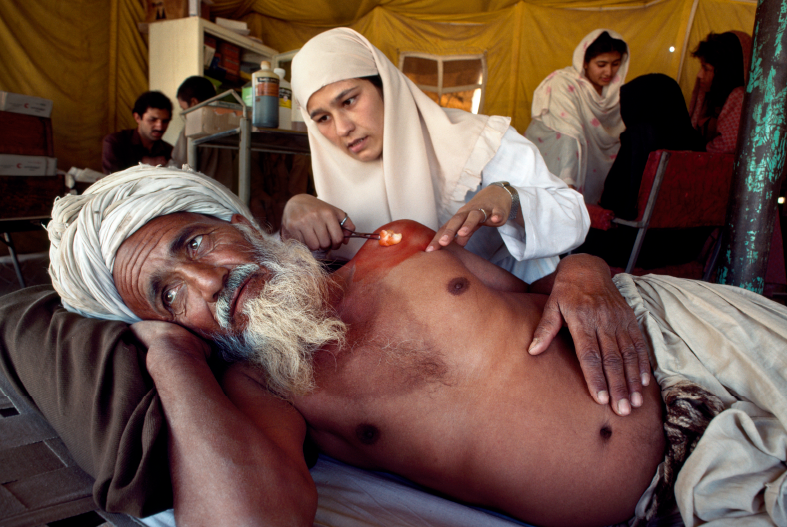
[148,17,279,145]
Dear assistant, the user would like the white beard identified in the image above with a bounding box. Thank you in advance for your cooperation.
[212,224,346,398]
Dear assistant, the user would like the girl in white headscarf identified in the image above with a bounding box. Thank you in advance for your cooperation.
[284,27,589,283]
[525,29,629,205]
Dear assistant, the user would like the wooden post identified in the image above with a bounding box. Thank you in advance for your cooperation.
[717,0,787,293]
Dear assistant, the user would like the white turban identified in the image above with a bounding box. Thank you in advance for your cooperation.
[47,165,258,323]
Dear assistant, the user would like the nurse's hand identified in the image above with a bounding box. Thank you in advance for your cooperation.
[528,254,651,417]
[281,194,356,251]
[425,184,515,252]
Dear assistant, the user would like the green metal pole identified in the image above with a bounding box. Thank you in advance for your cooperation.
[717,0,787,293]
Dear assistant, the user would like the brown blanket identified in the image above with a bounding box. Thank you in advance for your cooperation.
[0,286,171,517]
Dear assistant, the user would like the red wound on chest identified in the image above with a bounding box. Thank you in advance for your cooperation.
[378,229,402,246]
[344,220,433,282]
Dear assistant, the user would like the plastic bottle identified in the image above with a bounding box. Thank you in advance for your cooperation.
[252,61,279,129]
[241,80,252,109]
[274,67,292,130]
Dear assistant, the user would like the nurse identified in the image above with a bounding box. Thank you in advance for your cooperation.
[281,28,650,415]
[283,27,589,284]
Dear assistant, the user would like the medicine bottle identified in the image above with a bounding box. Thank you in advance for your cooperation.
[274,67,292,130]
[252,61,279,128]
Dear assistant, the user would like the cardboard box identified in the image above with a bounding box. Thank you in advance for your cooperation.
[220,56,240,74]
[215,17,249,35]
[218,42,240,60]
[145,0,210,23]
[0,155,58,176]
[0,175,65,219]
[0,92,53,118]
[184,105,242,138]
[0,111,54,157]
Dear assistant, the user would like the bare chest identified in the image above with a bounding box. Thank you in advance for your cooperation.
[295,252,553,468]
[289,231,665,524]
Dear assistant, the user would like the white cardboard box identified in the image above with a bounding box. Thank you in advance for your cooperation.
[0,92,53,118]
[184,105,242,138]
[215,17,249,35]
[0,154,58,176]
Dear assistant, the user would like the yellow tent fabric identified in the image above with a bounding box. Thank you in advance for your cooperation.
[0,0,146,174]
[0,0,756,173]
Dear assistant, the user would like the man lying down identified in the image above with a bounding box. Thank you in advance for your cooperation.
[39,166,787,527]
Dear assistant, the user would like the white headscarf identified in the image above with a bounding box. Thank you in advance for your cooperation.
[291,28,510,257]
[529,29,629,204]
[47,165,257,323]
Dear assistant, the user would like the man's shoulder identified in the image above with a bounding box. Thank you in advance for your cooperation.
[157,139,174,154]
[103,128,135,145]
[337,220,434,279]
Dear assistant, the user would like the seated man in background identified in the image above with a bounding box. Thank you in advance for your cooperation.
[170,75,309,231]
[102,91,173,174]
[5,166,787,526]
[170,76,237,192]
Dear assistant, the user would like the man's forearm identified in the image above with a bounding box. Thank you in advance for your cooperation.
[148,345,316,526]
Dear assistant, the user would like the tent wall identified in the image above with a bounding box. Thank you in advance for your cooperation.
[0,0,755,174]
[0,0,146,174]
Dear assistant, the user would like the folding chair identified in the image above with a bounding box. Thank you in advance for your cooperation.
[588,149,736,279]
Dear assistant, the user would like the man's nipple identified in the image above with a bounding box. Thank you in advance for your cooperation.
[356,424,380,445]
[447,277,470,296]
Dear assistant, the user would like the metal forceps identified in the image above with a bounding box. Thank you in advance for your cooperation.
[343,231,381,240]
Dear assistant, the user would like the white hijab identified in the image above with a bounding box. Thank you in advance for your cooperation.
[530,29,629,203]
[291,28,510,257]
[47,165,257,323]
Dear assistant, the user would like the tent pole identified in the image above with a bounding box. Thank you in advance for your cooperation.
[716,0,787,293]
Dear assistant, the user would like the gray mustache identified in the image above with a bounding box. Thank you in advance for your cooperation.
[215,263,261,329]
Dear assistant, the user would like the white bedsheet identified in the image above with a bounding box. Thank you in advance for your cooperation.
[140,455,532,527]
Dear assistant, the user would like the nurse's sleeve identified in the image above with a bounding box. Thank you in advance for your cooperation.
[482,127,589,260]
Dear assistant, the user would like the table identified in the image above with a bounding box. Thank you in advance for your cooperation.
[0,216,49,288]
[184,91,311,205]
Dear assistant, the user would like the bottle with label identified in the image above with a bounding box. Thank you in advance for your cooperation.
[273,67,292,130]
[252,61,279,129]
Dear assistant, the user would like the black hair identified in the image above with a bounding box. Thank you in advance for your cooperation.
[132,91,173,117]
[691,32,745,117]
[176,76,217,104]
[584,31,628,64]
[361,74,383,90]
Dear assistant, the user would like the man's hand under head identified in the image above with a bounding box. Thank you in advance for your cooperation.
[528,254,651,416]
[131,321,211,364]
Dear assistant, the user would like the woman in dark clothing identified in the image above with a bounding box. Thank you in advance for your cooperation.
[578,74,708,269]
[599,74,705,220]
